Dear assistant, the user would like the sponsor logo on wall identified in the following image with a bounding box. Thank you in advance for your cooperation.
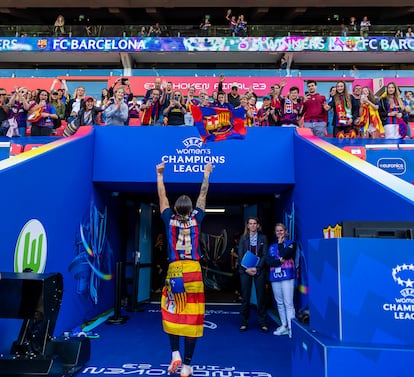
[377,158,406,175]
[161,137,226,173]
[383,263,414,320]
[14,219,47,273]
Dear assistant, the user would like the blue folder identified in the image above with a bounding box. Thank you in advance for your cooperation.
[241,250,260,268]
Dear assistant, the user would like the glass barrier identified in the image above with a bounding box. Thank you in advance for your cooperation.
[0,24,408,38]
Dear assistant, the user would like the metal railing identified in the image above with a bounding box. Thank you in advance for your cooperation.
[0,24,407,38]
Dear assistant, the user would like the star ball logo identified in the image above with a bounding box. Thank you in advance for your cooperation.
[383,263,414,320]
[392,263,414,297]
[161,137,225,173]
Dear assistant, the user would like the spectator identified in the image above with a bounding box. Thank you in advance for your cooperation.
[163,90,186,126]
[340,23,348,37]
[225,9,237,36]
[50,79,69,104]
[65,86,86,122]
[352,84,362,121]
[160,81,173,108]
[148,23,162,37]
[139,26,147,37]
[28,89,58,136]
[302,80,328,137]
[395,29,404,38]
[278,86,302,127]
[100,88,111,108]
[360,16,371,37]
[403,90,414,123]
[218,74,240,107]
[49,90,65,128]
[349,16,357,34]
[53,15,65,36]
[109,77,133,104]
[378,82,409,139]
[128,97,140,120]
[8,87,30,137]
[236,14,247,37]
[326,86,336,136]
[357,87,384,138]
[257,95,277,126]
[199,16,211,37]
[0,88,9,136]
[236,95,254,126]
[279,52,293,77]
[350,64,359,78]
[74,96,103,126]
[141,88,163,125]
[247,95,259,126]
[144,77,162,101]
[185,86,200,107]
[103,88,128,126]
[406,27,414,37]
[269,80,286,123]
[325,80,359,138]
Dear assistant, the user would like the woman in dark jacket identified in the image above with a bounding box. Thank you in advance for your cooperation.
[238,216,269,332]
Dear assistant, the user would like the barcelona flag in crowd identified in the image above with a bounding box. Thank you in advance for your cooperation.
[190,105,247,143]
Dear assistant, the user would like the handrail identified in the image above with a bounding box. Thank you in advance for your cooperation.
[0,24,409,38]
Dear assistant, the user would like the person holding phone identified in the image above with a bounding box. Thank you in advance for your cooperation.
[163,90,186,126]
[141,88,162,125]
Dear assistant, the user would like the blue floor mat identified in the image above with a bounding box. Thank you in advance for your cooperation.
[77,303,292,376]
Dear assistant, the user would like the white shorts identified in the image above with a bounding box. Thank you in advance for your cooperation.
[383,124,400,139]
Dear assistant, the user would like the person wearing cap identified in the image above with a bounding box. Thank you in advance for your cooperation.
[50,90,66,125]
[218,74,240,107]
[75,96,103,126]
[257,95,277,126]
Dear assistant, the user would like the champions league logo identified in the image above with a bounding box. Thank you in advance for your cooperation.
[383,263,414,320]
[392,264,414,297]
[161,137,225,173]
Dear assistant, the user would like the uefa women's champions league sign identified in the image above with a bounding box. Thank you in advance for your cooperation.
[309,238,414,347]
[1,36,414,53]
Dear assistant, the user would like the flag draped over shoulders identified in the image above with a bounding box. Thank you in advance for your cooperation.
[190,104,247,142]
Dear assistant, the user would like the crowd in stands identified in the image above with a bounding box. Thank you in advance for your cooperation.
[3,12,413,38]
[0,76,413,140]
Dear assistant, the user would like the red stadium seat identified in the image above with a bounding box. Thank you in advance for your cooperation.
[10,144,24,156]
[343,146,366,160]
[408,122,414,139]
[129,118,141,126]
[24,144,44,152]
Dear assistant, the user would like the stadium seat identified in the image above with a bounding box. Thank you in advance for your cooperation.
[408,122,414,139]
[24,144,44,152]
[10,144,24,156]
[129,118,141,126]
[343,146,366,160]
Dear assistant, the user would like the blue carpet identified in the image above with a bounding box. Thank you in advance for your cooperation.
[76,303,292,376]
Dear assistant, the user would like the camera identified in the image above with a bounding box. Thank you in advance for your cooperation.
[121,78,128,85]
[174,95,179,101]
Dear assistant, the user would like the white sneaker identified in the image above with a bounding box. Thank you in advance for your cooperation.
[273,326,289,336]
[168,351,182,374]
[180,364,192,377]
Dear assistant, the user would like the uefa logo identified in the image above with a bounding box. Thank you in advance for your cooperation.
[392,263,414,297]
[14,219,47,273]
